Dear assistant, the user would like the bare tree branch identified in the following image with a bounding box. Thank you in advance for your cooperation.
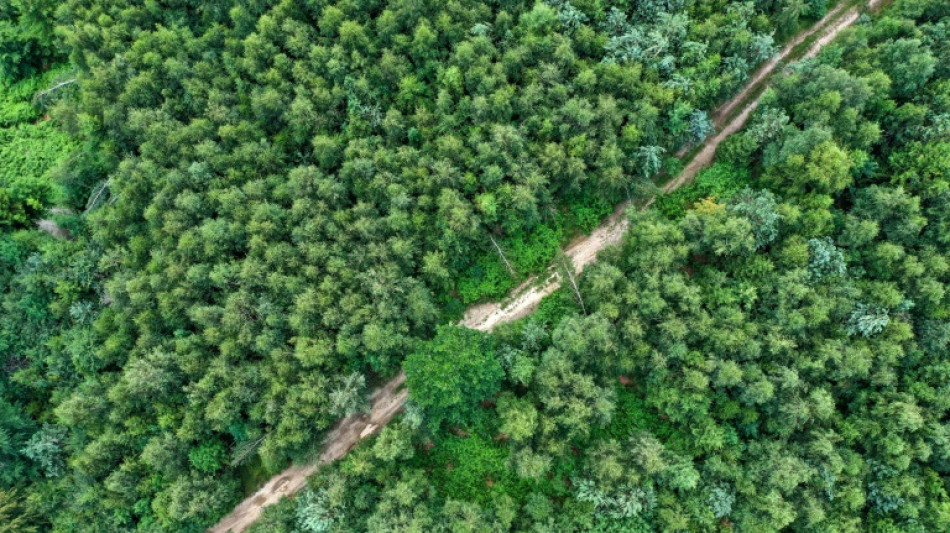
[230,435,266,467]
[84,179,111,214]
[488,233,516,276]
[557,253,586,314]
[33,78,77,104]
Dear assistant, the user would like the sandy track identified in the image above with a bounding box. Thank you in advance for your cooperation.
[462,1,871,328]
[804,8,862,60]
[36,219,72,240]
[673,0,859,158]
[208,2,882,531]
[665,1,877,191]
[208,376,408,533]
[662,96,764,193]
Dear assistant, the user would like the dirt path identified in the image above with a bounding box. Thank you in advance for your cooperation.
[804,8,862,60]
[208,2,881,531]
[36,219,72,240]
[672,2,852,158]
[208,375,408,533]
[711,2,852,129]
[460,202,631,330]
[662,96,764,194]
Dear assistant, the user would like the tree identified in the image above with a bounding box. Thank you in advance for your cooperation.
[746,106,789,145]
[0,489,37,533]
[574,477,656,520]
[846,303,889,338]
[365,472,436,533]
[497,393,538,442]
[371,421,415,463]
[152,473,239,527]
[0,0,62,82]
[687,110,715,147]
[20,424,66,478]
[684,205,757,257]
[295,488,341,533]
[329,372,369,418]
[807,237,846,280]
[637,145,665,179]
[765,138,853,196]
[187,440,227,473]
[0,179,52,228]
[750,33,778,63]
[728,188,781,249]
[404,326,503,426]
[852,186,927,246]
[551,1,588,34]
[777,0,808,39]
[878,39,936,99]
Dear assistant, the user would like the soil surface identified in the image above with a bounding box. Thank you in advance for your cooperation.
[207,3,882,530]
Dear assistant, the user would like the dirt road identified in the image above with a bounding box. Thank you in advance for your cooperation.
[665,0,877,192]
[208,375,408,533]
[208,2,881,531]
[462,0,876,328]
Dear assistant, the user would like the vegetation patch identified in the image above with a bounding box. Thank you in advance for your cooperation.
[654,162,752,219]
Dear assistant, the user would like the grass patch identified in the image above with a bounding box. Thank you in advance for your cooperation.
[1,66,76,214]
[654,162,752,219]
[425,432,526,504]
[591,386,693,456]
[0,121,75,184]
[532,288,581,328]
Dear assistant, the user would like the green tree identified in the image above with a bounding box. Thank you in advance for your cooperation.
[187,440,227,473]
[728,188,781,249]
[19,423,66,478]
[328,372,368,418]
[878,39,936,99]
[0,489,37,533]
[0,178,52,228]
[404,326,503,426]
[0,0,62,82]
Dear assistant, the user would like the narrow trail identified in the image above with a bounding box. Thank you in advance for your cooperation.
[209,376,408,533]
[36,208,75,240]
[710,1,851,130]
[208,2,883,531]
[662,95,763,194]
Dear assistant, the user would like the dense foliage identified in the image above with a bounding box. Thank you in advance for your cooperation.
[0,68,75,227]
[0,0,62,83]
[249,2,950,531]
[4,0,949,531]
[404,326,503,426]
[0,0,822,530]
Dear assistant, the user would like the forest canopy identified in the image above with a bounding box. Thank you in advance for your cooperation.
[11,0,808,529]
[250,1,950,532]
[1,0,948,532]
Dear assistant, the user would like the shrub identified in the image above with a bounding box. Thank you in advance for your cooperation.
[655,163,751,219]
